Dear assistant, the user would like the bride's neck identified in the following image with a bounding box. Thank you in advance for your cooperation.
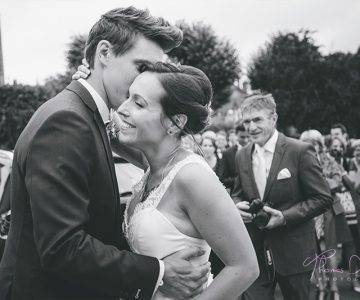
[144,140,183,175]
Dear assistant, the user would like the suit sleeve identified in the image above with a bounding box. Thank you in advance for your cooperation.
[231,150,246,203]
[282,144,333,228]
[26,110,159,299]
[217,154,234,190]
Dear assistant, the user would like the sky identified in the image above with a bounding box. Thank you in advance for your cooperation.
[0,0,359,85]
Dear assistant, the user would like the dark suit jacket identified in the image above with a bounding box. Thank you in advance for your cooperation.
[218,145,239,192]
[0,81,159,300]
[232,133,332,275]
[0,177,10,215]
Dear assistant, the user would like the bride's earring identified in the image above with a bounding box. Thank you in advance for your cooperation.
[167,129,173,135]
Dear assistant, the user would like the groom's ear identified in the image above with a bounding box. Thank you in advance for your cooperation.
[96,40,112,66]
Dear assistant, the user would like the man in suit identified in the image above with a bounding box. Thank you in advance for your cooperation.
[218,123,249,193]
[232,93,332,300]
[0,7,209,300]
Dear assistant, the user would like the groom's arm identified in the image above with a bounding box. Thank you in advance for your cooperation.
[26,109,159,299]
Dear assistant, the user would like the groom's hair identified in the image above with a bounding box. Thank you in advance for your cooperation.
[85,6,183,68]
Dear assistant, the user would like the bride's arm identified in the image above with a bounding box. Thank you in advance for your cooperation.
[174,164,259,300]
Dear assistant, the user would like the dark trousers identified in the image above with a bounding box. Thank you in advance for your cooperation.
[241,269,312,300]
[240,242,312,300]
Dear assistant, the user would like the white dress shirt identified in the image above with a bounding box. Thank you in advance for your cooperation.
[252,130,279,195]
[77,79,165,295]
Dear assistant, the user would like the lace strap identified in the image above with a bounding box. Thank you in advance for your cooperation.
[152,154,212,207]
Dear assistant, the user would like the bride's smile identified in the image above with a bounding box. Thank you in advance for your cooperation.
[117,72,169,148]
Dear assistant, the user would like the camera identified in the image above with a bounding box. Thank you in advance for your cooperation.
[0,211,11,239]
[248,198,270,229]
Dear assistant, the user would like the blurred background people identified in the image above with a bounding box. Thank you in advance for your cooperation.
[331,123,354,162]
[193,133,203,146]
[300,130,351,300]
[349,141,360,173]
[329,136,350,172]
[201,136,220,174]
[181,135,196,152]
[228,129,238,148]
[215,130,228,158]
[218,123,249,193]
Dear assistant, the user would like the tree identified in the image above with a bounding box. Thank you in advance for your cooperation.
[66,34,87,71]
[168,21,241,109]
[248,30,360,137]
[0,84,48,149]
[43,25,241,109]
[42,70,72,98]
[42,35,87,98]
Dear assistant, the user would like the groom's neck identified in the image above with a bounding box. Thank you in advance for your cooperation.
[85,74,110,109]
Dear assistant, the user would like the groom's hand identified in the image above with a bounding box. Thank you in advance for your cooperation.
[160,247,210,299]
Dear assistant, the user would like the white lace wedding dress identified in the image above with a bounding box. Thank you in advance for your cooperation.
[123,154,213,300]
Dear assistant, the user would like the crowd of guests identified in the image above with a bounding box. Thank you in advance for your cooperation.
[182,116,360,300]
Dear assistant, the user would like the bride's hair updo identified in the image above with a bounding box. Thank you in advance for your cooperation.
[145,62,213,136]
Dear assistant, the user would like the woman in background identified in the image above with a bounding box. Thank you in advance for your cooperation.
[200,136,220,174]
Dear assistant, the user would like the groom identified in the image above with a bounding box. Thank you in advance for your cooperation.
[0,7,209,300]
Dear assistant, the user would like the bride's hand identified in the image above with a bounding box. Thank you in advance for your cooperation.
[72,58,91,80]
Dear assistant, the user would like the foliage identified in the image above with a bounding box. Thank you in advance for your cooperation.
[42,35,87,98]
[66,34,87,71]
[168,21,241,109]
[41,35,87,99]
[248,30,360,137]
[0,84,48,149]
[42,70,72,98]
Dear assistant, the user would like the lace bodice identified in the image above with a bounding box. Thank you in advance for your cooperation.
[123,154,214,299]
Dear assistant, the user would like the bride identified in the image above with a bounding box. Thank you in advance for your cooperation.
[78,62,258,299]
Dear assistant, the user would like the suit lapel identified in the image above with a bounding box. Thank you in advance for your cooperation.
[93,112,120,201]
[263,133,287,202]
[66,81,120,202]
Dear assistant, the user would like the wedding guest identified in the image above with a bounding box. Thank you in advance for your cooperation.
[233,93,332,300]
[193,133,203,146]
[331,123,353,158]
[181,135,195,152]
[201,137,220,174]
[215,130,228,158]
[218,123,249,193]
[202,130,217,141]
[349,141,360,173]
[329,136,350,172]
[331,124,348,146]
[228,129,238,148]
[342,140,360,293]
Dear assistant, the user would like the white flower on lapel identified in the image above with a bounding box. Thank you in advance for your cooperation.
[277,168,291,180]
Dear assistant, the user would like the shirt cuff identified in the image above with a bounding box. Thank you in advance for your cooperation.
[153,259,165,296]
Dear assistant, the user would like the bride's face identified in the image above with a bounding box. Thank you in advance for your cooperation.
[116,72,168,148]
